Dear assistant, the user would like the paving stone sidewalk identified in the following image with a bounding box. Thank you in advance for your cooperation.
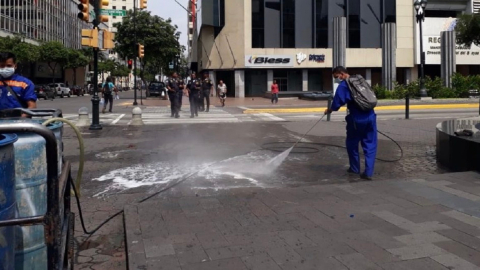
[125,171,480,270]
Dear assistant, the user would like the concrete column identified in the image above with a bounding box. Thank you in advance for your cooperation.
[382,23,396,90]
[441,31,456,88]
[235,70,245,98]
[210,71,217,95]
[267,70,274,92]
[302,70,308,91]
[365,69,372,86]
[332,17,347,94]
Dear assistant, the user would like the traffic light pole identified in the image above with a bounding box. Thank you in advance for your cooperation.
[90,0,102,130]
[133,0,138,106]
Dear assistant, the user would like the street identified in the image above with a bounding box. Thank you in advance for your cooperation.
[56,95,480,270]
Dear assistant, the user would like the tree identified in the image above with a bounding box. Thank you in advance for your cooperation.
[65,49,89,85]
[98,59,117,81]
[0,36,40,64]
[456,14,480,46]
[113,10,183,81]
[39,41,68,82]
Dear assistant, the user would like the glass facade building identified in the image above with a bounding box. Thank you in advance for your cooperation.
[252,0,396,49]
[0,0,89,49]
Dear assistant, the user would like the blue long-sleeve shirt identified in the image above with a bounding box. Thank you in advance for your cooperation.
[0,74,36,109]
[331,80,374,119]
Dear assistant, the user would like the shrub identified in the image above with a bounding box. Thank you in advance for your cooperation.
[451,73,474,98]
[373,84,388,99]
[424,76,454,98]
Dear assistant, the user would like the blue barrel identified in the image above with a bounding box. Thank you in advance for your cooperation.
[0,119,63,270]
[0,133,18,270]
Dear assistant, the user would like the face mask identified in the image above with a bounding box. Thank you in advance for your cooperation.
[0,67,15,79]
[334,78,343,84]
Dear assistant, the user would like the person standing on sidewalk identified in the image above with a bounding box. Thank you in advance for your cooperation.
[201,72,213,112]
[271,80,279,104]
[102,76,117,113]
[167,72,181,118]
[324,66,377,181]
[186,73,201,118]
[218,80,227,107]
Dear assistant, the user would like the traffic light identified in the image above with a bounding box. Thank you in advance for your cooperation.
[77,0,89,22]
[98,0,110,23]
[138,44,145,58]
[128,59,133,69]
[81,28,99,47]
[103,30,115,49]
[140,0,147,9]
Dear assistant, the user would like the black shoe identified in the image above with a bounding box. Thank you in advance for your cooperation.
[175,114,180,118]
[360,173,373,181]
[347,168,358,174]
[171,114,174,118]
[206,110,209,112]
[195,113,198,116]
[190,115,194,118]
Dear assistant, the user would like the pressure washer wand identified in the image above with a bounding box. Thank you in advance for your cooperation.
[292,114,327,149]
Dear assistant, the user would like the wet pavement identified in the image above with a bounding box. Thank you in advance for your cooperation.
[66,118,452,269]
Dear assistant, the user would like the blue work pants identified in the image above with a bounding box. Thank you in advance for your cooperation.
[345,113,377,177]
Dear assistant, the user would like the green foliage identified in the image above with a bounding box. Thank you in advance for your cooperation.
[98,59,117,74]
[456,14,480,47]
[65,49,89,70]
[39,41,68,81]
[111,64,130,77]
[372,84,390,99]
[0,36,40,63]
[113,10,184,76]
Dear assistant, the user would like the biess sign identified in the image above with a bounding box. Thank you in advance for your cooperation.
[245,55,294,67]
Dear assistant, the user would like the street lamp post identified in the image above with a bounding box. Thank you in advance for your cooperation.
[415,0,428,98]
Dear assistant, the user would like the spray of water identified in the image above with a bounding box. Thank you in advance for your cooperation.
[265,146,293,171]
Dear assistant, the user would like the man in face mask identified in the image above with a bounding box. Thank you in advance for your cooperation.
[0,52,37,113]
[324,66,377,181]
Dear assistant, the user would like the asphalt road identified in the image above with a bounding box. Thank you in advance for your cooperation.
[37,92,480,121]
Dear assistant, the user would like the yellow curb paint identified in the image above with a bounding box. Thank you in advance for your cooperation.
[242,103,479,114]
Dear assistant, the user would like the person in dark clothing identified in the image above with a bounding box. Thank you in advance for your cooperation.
[102,76,116,113]
[178,78,185,111]
[167,72,181,118]
[325,66,377,181]
[186,73,201,118]
[200,72,213,112]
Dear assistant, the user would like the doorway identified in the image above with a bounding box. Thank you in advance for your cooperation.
[215,70,235,97]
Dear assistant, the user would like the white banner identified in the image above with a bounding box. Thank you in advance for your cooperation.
[416,17,480,65]
[245,55,294,68]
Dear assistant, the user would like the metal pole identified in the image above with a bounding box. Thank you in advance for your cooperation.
[133,0,138,106]
[90,1,102,130]
[405,95,410,119]
[327,96,332,121]
[418,14,428,97]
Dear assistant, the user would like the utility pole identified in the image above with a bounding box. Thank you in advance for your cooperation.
[90,0,103,130]
[133,0,138,106]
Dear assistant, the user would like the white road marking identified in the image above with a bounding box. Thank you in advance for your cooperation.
[238,106,250,110]
[111,114,125,125]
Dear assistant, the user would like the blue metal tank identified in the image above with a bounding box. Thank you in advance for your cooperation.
[0,133,18,270]
[0,119,63,270]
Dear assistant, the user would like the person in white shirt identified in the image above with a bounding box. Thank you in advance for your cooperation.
[217,80,227,107]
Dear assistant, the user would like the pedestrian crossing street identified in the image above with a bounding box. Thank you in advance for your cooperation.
[59,107,307,126]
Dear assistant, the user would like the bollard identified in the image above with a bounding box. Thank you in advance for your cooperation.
[77,107,90,127]
[131,107,144,126]
[327,96,332,121]
[405,95,410,120]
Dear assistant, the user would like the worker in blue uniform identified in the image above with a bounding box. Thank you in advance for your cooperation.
[0,52,37,114]
[324,66,377,180]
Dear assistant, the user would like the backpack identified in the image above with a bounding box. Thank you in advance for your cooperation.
[346,74,377,111]
[103,83,112,95]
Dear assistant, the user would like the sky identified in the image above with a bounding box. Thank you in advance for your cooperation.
[148,0,189,48]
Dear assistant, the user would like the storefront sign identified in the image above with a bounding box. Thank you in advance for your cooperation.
[416,17,480,65]
[309,54,325,63]
[245,55,294,67]
[296,53,307,64]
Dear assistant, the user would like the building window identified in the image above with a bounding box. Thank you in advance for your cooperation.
[384,0,396,22]
[282,0,295,48]
[274,70,288,92]
[122,6,126,10]
[348,0,361,48]
[315,0,328,48]
[252,0,265,48]
[112,6,116,9]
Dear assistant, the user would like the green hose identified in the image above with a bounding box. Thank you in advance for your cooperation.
[42,118,85,196]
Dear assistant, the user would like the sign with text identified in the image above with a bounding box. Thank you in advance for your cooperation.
[245,55,294,68]
[309,54,325,63]
[101,9,126,16]
[416,17,480,65]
